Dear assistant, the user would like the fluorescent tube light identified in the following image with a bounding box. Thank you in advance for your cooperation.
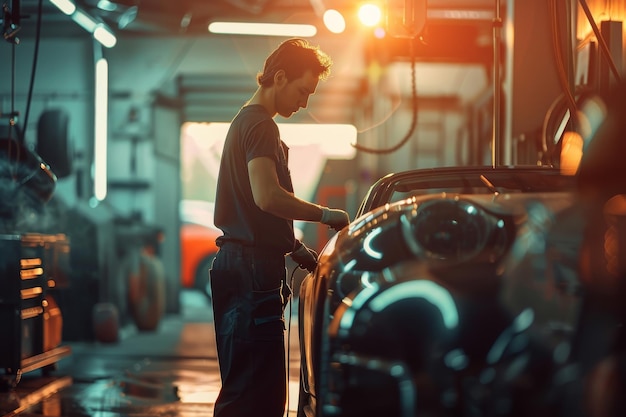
[68,8,117,48]
[71,9,97,32]
[427,9,494,21]
[94,24,117,48]
[208,22,317,37]
[96,0,118,12]
[94,58,108,201]
[50,0,76,15]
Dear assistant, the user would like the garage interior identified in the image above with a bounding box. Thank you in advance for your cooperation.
[0,0,625,416]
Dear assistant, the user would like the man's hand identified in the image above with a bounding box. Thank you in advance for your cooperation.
[290,242,318,273]
[321,207,350,232]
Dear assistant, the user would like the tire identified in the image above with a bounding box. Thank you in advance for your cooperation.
[194,255,215,300]
[127,253,166,332]
[36,109,72,178]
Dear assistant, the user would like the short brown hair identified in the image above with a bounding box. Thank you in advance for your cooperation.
[256,38,332,87]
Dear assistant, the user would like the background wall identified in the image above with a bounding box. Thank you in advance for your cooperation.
[0,37,94,207]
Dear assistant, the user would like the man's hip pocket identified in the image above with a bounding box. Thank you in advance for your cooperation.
[251,287,285,341]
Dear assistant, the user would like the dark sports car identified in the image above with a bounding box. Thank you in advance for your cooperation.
[297,165,620,417]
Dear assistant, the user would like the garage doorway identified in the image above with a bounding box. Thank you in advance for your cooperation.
[179,121,357,298]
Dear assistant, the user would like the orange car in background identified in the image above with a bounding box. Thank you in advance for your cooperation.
[180,200,220,299]
[179,199,305,299]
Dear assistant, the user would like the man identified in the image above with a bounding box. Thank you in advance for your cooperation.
[210,38,350,417]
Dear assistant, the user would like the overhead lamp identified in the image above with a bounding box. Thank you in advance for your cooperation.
[117,6,138,29]
[358,3,383,27]
[50,0,76,15]
[94,24,117,48]
[71,9,98,32]
[308,0,345,34]
[94,57,109,201]
[96,0,118,12]
[323,9,346,34]
[50,1,117,48]
[208,22,317,37]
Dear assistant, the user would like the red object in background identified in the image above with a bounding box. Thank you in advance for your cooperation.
[179,200,220,298]
[177,200,306,297]
[180,222,220,297]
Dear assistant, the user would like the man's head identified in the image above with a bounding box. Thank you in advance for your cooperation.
[256,38,332,118]
[257,38,332,87]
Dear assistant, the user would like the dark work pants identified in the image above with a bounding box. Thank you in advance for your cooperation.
[210,243,289,417]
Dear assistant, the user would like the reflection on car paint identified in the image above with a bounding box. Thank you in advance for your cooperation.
[297,166,592,417]
[369,281,459,329]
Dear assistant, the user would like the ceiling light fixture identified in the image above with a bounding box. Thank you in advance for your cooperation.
[50,0,76,15]
[117,6,138,29]
[208,22,317,37]
[96,0,118,12]
[307,0,345,34]
[71,9,98,32]
[358,3,382,27]
[94,57,109,201]
[94,24,117,47]
[323,9,346,33]
[50,1,117,48]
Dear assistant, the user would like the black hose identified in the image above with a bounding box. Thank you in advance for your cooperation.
[352,37,419,155]
[19,0,44,142]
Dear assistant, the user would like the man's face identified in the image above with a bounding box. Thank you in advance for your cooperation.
[274,69,319,118]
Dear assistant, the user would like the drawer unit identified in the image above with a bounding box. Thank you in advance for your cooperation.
[0,233,71,389]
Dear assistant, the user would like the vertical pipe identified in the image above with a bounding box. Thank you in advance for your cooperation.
[492,0,502,167]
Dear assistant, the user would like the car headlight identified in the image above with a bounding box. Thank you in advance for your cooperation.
[401,199,496,262]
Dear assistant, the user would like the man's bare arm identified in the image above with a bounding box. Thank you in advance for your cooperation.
[248,156,323,222]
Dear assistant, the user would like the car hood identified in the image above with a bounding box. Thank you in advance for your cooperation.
[317,191,582,311]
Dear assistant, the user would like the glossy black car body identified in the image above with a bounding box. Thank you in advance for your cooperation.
[297,166,590,417]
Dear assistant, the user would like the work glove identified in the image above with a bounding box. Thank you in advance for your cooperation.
[320,207,350,232]
[290,241,318,273]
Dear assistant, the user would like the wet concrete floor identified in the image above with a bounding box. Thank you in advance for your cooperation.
[1,290,302,417]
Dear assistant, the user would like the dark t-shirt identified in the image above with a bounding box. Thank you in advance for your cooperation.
[214,105,296,254]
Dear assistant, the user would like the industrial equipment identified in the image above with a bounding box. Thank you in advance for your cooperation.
[0,233,71,390]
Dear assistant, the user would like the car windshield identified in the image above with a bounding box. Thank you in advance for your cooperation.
[358,167,578,217]
[392,171,575,201]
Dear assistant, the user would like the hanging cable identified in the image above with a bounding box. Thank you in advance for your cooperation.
[2,2,21,178]
[550,0,579,130]
[19,0,44,142]
[2,0,43,176]
[352,36,419,154]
